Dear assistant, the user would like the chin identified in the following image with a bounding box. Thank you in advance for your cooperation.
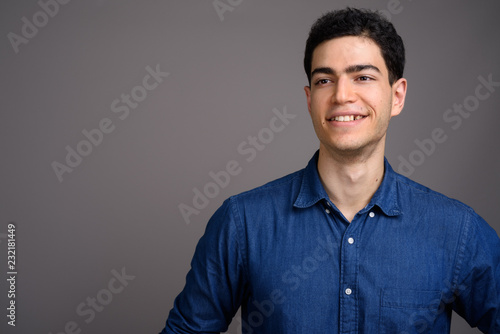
[323,143,364,155]
[330,139,365,152]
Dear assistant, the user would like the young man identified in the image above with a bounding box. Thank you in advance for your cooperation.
[160,8,500,333]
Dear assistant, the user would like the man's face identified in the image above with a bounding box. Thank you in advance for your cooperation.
[304,36,407,158]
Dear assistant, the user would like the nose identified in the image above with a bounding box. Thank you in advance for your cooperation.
[332,76,356,105]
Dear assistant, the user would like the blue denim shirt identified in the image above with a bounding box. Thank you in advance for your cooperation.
[161,151,500,333]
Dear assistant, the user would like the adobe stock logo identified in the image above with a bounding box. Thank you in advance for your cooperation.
[7,0,73,54]
[212,0,243,21]
[224,235,337,334]
[178,106,296,224]
[398,74,499,176]
[51,64,169,182]
[48,267,135,334]
[379,0,413,21]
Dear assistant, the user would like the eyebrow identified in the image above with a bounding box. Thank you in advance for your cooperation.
[311,64,381,78]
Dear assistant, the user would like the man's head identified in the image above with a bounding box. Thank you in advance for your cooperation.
[303,8,408,158]
[304,8,405,86]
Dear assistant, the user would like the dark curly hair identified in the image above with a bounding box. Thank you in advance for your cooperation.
[304,8,405,86]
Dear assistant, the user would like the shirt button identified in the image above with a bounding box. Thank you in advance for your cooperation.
[348,237,354,244]
[345,288,352,295]
[369,212,375,218]
[325,209,330,214]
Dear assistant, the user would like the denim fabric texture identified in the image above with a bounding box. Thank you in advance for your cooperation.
[161,151,500,334]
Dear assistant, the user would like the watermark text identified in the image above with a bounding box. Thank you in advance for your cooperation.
[178,106,296,224]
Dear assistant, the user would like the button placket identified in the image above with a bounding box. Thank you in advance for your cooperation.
[324,201,333,215]
[339,216,360,333]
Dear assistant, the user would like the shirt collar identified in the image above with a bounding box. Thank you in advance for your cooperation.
[368,158,403,216]
[293,150,402,217]
[293,150,330,208]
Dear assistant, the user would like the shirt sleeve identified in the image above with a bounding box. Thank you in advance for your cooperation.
[159,198,248,334]
[452,210,500,333]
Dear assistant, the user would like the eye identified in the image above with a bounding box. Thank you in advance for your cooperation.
[315,78,332,86]
[357,76,373,81]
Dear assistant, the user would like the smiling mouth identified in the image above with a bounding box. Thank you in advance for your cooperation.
[328,115,366,122]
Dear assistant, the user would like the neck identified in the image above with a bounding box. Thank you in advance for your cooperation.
[317,145,385,222]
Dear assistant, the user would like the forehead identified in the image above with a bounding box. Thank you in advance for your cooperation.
[311,36,387,74]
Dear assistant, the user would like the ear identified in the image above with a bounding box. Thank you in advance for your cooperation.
[304,85,312,114]
[391,78,407,117]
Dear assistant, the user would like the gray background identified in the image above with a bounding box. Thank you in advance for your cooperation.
[1,0,499,333]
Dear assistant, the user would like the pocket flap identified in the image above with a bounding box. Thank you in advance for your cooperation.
[381,288,442,309]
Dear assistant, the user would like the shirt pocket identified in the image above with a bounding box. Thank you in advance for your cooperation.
[379,288,442,334]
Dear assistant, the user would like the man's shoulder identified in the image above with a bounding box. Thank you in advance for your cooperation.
[229,168,305,204]
[392,170,475,215]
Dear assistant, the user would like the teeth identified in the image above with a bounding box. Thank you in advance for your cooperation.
[331,115,364,122]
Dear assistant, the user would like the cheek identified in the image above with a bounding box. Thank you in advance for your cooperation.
[366,92,390,116]
[308,98,322,120]
[311,89,329,104]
